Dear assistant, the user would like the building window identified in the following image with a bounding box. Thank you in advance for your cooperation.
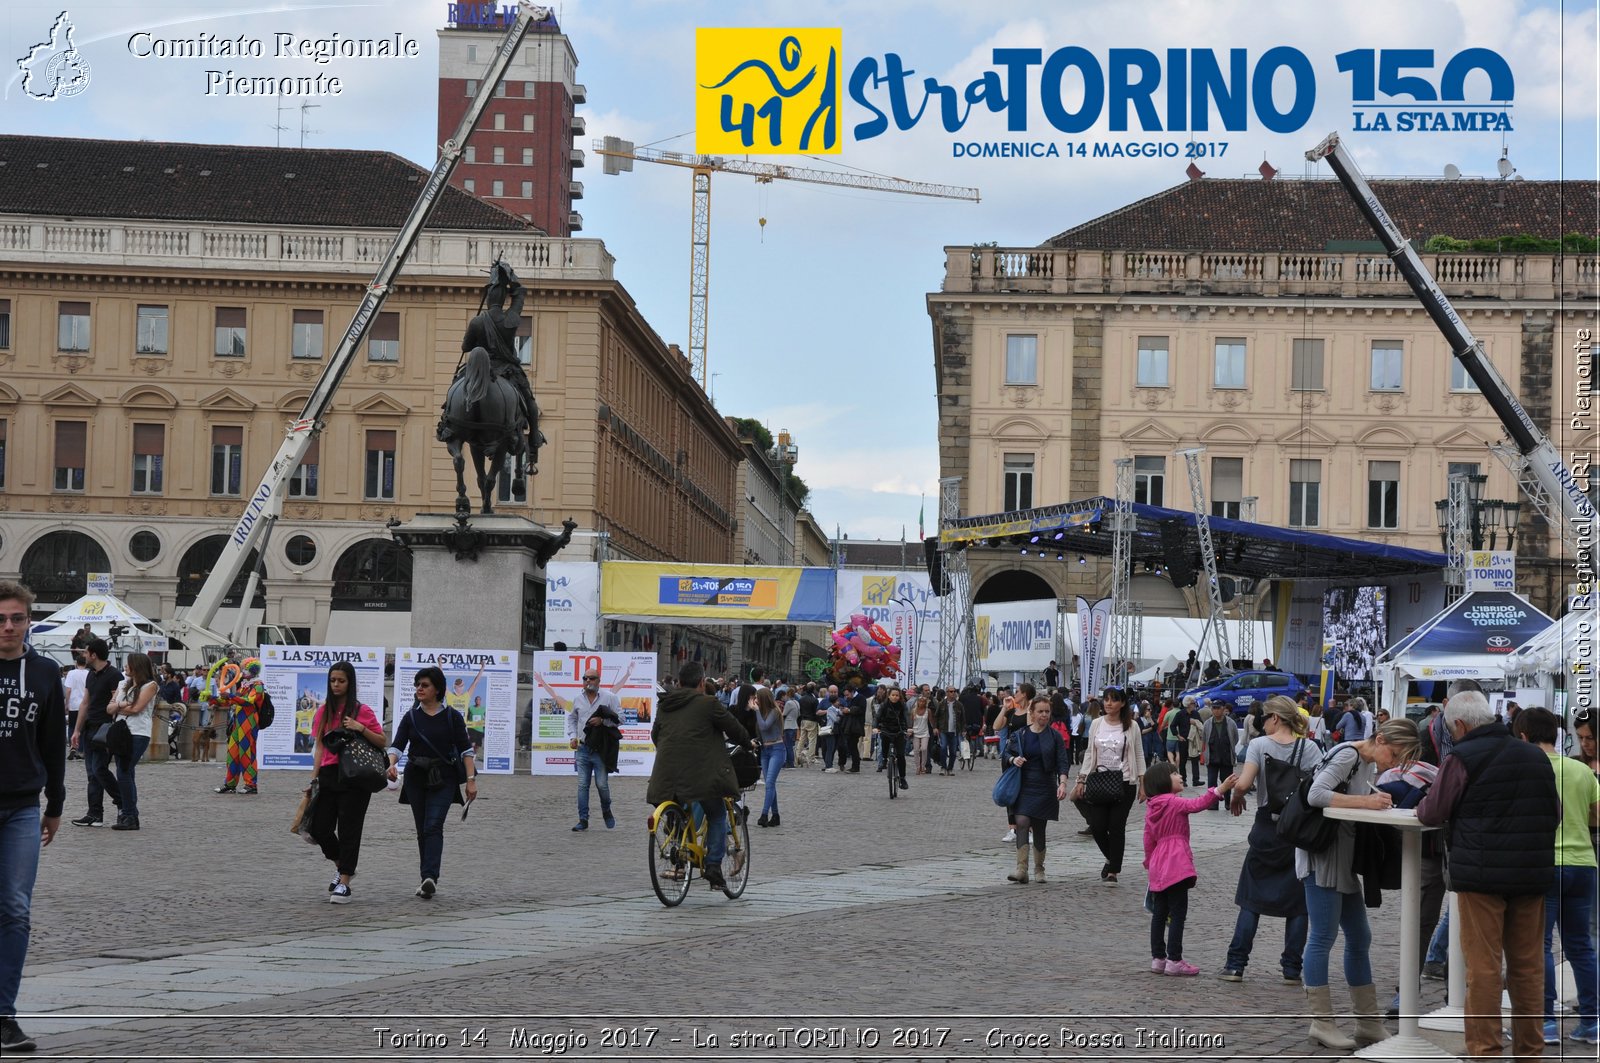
[368,311,399,362]
[464,179,475,193]
[1446,461,1481,483]
[211,426,243,496]
[492,180,505,197]
[57,301,90,351]
[466,79,478,97]
[465,146,476,164]
[1368,460,1401,529]
[364,429,397,500]
[522,147,533,165]
[494,81,505,97]
[466,44,477,62]
[129,530,161,564]
[1211,457,1243,519]
[522,114,534,132]
[135,304,168,354]
[521,180,533,198]
[1370,341,1404,391]
[493,145,505,164]
[131,423,164,494]
[288,437,319,498]
[497,470,527,504]
[515,316,532,365]
[1002,453,1034,511]
[1136,336,1169,387]
[1291,338,1324,391]
[215,307,246,357]
[1133,455,1165,506]
[285,533,317,567]
[494,114,505,131]
[1213,338,1246,389]
[1004,334,1037,385]
[291,309,324,359]
[1450,357,1481,392]
[1289,459,1320,527]
[0,299,10,349]
[54,421,86,492]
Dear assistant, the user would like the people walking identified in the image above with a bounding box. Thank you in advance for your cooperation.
[1299,718,1419,1050]
[68,639,122,827]
[780,685,799,769]
[795,683,820,768]
[543,665,620,831]
[387,665,478,900]
[307,662,386,904]
[104,652,158,831]
[752,687,785,827]
[835,683,864,773]
[910,695,932,775]
[1200,700,1239,802]
[1072,687,1147,885]
[1142,760,1237,975]
[1001,698,1069,884]
[0,580,67,1055]
[937,688,962,774]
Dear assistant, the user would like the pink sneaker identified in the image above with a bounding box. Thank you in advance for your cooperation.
[1151,958,1167,974]
[1164,959,1200,977]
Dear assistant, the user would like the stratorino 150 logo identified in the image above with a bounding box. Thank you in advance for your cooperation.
[695,28,841,153]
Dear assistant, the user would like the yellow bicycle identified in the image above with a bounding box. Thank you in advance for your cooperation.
[646,796,751,906]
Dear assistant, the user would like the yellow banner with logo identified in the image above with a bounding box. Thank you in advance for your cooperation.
[601,562,837,624]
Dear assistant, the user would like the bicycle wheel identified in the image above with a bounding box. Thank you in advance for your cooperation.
[720,804,751,899]
[887,756,898,799]
[648,804,692,907]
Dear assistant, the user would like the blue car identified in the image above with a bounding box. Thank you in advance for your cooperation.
[1187,670,1308,715]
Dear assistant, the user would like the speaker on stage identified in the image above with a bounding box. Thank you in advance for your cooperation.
[924,536,950,596]
[1160,520,1198,588]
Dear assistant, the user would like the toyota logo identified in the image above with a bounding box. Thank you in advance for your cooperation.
[1486,636,1511,648]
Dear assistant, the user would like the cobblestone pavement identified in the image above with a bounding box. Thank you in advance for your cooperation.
[21,753,1475,1062]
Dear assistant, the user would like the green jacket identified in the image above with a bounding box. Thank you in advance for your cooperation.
[647,687,749,806]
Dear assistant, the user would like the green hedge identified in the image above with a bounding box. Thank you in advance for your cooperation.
[1424,233,1599,253]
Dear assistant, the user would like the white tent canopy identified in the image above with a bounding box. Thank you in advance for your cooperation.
[1061,614,1270,671]
[27,594,167,657]
[1375,591,1554,714]
[1130,654,1182,683]
[34,594,152,628]
[1504,611,1590,677]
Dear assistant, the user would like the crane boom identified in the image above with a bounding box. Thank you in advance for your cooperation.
[1306,132,1596,543]
[595,137,980,387]
[172,2,552,654]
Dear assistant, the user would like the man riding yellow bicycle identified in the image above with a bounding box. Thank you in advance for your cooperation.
[647,661,750,894]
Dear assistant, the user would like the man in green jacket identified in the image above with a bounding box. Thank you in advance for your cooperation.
[648,661,749,890]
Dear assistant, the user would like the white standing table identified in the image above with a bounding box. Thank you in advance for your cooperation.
[1324,806,1455,1062]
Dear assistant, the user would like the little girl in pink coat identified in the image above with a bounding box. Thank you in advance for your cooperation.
[1142,760,1237,976]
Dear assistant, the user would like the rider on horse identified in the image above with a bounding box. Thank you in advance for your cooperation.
[440,260,543,478]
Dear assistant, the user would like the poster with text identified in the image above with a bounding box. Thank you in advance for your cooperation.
[529,651,657,777]
[257,645,385,770]
[393,647,519,775]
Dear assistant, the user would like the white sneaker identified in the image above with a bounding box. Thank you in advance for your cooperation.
[1002,828,1016,842]
[823,767,839,773]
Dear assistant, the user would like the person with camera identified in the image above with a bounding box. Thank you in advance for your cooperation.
[387,666,477,901]
[308,662,385,904]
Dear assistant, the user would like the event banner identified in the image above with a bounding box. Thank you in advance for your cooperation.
[392,647,519,775]
[833,570,942,687]
[602,562,835,624]
[1076,597,1113,692]
[975,598,1058,671]
[528,651,658,777]
[257,645,385,770]
[544,560,601,649]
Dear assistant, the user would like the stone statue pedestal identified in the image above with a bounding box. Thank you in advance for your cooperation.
[390,514,575,652]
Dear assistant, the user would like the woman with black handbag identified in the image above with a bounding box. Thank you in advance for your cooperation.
[386,665,477,900]
[1071,686,1147,885]
[308,661,385,904]
[1000,698,1070,884]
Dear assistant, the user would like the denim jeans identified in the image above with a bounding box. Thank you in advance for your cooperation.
[1302,872,1373,989]
[409,781,455,882]
[820,732,836,768]
[1545,865,1598,1025]
[0,804,41,1016]
[699,798,727,867]
[1426,907,1450,965]
[941,731,960,771]
[760,743,785,818]
[574,744,611,822]
[1226,906,1308,977]
[113,736,150,821]
[782,728,796,768]
[83,740,120,818]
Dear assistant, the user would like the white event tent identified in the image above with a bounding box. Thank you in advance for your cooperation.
[1375,591,1554,715]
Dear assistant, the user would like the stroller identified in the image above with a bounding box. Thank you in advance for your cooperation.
[167,705,186,760]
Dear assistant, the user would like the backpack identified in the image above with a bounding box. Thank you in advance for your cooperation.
[1262,737,1314,814]
[257,693,276,731]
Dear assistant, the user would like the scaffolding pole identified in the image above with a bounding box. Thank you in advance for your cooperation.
[937,476,977,688]
[1238,496,1257,664]
[1178,447,1231,676]
[1107,458,1135,686]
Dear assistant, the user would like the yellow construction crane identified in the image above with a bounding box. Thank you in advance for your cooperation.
[594,136,980,389]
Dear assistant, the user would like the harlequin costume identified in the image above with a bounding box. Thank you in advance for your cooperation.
[207,658,269,794]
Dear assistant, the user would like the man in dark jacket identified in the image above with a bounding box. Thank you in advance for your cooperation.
[648,661,749,890]
[835,683,865,772]
[0,581,66,1054]
[1417,690,1558,1061]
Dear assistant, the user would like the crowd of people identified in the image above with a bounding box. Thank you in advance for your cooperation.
[1,571,1594,1057]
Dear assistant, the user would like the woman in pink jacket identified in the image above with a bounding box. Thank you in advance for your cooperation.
[1142,760,1238,976]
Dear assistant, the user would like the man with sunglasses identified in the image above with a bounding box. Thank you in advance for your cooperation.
[558,667,621,831]
[0,581,66,1054]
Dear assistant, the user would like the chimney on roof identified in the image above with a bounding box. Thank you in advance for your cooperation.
[1185,161,1204,181]
[1259,159,1278,181]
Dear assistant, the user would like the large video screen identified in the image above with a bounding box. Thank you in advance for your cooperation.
[1321,586,1389,681]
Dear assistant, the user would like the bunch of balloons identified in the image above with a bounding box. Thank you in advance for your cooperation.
[828,613,902,681]
[204,656,265,708]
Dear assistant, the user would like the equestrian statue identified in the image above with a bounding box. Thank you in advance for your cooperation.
[437,260,545,515]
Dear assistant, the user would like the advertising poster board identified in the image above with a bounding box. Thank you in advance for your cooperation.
[833,571,942,687]
[544,561,601,650]
[974,598,1058,671]
[392,647,520,775]
[528,651,658,776]
[257,645,385,770]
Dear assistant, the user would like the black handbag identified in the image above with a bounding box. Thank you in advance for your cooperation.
[406,705,470,786]
[729,744,760,790]
[1082,728,1127,805]
[335,736,389,793]
[104,718,133,758]
[89,721,113,751]
[1277,746,1361,853]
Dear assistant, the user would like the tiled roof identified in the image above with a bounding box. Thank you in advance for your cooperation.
[0,135,535,232]
[1044,177,1599,251]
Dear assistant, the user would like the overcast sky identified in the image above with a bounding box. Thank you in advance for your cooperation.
[5,0,1594,541]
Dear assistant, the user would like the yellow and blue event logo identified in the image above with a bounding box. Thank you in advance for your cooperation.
[695,28,841,154]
